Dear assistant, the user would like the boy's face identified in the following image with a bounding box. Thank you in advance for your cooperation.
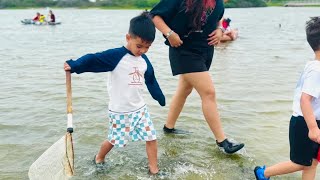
[126,34,152,57]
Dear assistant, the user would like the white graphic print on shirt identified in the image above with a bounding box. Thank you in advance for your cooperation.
[128,67,143,85]
[108,54,147,112]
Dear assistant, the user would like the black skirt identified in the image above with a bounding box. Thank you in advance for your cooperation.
[168,32,214,76]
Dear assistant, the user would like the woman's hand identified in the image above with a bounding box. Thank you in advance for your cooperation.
[207,28,223,46]
[64,62,71,71]
[168,32,183,48]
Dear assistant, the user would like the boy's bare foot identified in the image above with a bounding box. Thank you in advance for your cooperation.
[148,169,168,177]
[148,166,159,175]
[93,155,105,171]
[95,154,105,164]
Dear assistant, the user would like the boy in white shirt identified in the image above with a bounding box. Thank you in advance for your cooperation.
[254,17,320,180]
[64,12,165,175]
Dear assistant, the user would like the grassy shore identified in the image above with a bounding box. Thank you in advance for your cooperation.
[266,2,284,6]
[266,2,320,7]
[2,4,320,9]
[2,6,152,10]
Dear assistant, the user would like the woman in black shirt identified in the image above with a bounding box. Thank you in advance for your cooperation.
[150,0,244,154]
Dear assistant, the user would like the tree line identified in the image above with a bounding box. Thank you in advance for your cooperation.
[0,0,272,9]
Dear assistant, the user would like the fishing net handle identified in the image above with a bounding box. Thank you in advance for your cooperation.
[65,132,74,175]
[66,71,73,133]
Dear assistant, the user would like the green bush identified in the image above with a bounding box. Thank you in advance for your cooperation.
[0,0,268,9]
[225,0,267,8]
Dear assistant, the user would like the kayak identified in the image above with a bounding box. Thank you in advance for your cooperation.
[48,21,61,25]
[21,19,61,25]
[21,19,35,24]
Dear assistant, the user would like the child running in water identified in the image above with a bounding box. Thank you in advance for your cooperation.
[254,17,320,180]
[64,11,165,174]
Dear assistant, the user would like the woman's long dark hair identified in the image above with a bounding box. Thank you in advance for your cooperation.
[186,0,215,30]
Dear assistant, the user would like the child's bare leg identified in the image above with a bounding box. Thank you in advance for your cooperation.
[146,140,159,174]
[302,159,318,180]
[96,140,114,163]
[264,161,304,178]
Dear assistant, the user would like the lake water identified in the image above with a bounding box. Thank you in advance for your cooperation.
[0,7,320,180]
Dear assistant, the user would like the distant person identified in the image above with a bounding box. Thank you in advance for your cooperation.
[48,10,55,23]
[63,11,165,175]
[39,14,46,23]
[221,17,231,30]
[33,12,40,21]
[254,17,320,180]
[220,17,238,42]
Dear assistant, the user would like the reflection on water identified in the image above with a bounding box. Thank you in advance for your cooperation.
[0,7,319,179]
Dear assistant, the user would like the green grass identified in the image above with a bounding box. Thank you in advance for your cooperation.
[266,2,320,7]
[0,6,37,9]
[302,5,320,7]
[97,6,151,9]
[2,3,320,9]
[0,6,152,10]
[266,2,284,6]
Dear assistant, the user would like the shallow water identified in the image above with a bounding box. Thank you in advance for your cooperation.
[0,7,320,179]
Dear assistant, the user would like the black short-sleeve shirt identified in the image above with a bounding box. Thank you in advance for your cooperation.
[150,0,224,43]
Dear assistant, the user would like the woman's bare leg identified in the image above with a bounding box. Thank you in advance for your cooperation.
[182,72,225,142]
[165,76,193,129]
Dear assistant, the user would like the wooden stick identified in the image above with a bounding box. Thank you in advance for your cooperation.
[66,71,73,133]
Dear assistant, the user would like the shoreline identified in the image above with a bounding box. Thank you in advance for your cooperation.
[266,2,320,7]
[1,5,320,10]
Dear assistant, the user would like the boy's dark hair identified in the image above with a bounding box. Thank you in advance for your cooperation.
[306,17,320,51]
[129,11,155,43]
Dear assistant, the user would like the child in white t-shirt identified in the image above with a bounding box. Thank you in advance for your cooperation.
[254,17,320,180]
[64,12,165,175]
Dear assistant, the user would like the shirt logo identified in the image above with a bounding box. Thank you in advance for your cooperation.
[128,67,143,85]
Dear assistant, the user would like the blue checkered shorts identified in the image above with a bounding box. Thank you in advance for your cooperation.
[107,105,157,147]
